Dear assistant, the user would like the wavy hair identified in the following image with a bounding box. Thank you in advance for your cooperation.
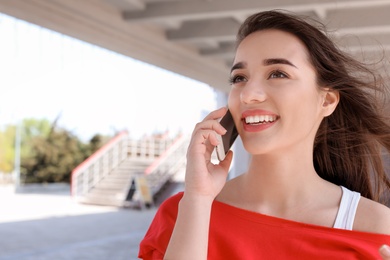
[236,10,390,204]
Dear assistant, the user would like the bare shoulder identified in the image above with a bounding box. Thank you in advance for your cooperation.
[354,196,390,235]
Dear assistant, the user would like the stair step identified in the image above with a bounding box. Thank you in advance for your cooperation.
[103,175,133,181]
[112,168,142,172]
[89,188,126,195]
[80,197,124,207]
[74,136,189,208]
[86,191,124,199]
[110,168,147,174]
[99,178,130,183]
[95,182,128,189]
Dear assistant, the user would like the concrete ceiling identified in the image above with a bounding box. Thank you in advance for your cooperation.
[1,0,390,93]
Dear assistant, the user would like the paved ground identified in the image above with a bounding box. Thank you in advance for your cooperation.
[0,184,161,260]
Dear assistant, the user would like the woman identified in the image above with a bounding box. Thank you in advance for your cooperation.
[139,10,390,259]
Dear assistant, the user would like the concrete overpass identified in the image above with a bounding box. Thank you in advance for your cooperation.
[1,0,390,93]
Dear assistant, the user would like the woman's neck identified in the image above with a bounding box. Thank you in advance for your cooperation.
[227,149,339,217]
[216,144,342,227]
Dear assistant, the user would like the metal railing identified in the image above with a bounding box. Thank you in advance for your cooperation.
[127,133,174,160]
[131,134,189,205]
[71,130,188,205]
[71,131,129,199]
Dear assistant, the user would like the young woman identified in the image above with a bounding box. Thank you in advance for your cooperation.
[139,10,390,259]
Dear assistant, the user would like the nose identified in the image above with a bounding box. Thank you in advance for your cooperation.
[240,79,267,104]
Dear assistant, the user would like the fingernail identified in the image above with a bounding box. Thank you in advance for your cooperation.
[380,245,390,257]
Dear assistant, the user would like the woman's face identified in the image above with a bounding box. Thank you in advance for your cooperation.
[228,29,335,155]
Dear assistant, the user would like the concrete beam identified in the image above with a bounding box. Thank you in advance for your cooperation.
[326,5,390,31]
[0,0,231,92]
[122,0,390,23]
[104,0,146,11]
[123,0,315,23]
[167,18,239,42]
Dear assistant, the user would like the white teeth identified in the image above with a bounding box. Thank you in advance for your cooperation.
[245,115,277,124]
[260,115,265,122]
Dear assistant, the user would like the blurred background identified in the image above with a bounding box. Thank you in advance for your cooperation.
[0,0,389,259]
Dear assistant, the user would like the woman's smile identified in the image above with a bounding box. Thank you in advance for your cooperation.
[242,110,279,132]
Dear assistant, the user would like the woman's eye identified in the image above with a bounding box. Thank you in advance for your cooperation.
[269,70,288,79]
[229,75,246,85]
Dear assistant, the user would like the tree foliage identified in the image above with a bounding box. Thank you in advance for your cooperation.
[21,128,87,183]
[0,118,52,173]
[0,118,109,183]
[0,125,16,173]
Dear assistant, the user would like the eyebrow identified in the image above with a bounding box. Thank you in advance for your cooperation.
[230,62,246,73]
[264,58,297,68]
[230,58,298,73]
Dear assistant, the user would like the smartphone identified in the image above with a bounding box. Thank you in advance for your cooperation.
[215,109,238,161]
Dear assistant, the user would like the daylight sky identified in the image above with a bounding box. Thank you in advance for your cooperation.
[0,13,218,141]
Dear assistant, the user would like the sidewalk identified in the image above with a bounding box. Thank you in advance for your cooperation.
[0,184,157,260]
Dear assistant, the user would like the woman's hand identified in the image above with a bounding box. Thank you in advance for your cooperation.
[380,245,390,259]
[164,107,234,260]
[184,107,233,200]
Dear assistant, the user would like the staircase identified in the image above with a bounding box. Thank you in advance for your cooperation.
[71,131,188,208]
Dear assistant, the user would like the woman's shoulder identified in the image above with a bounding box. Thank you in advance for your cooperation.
[354,196,390,235]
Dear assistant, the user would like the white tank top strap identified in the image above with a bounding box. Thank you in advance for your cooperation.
[333,186,361,230]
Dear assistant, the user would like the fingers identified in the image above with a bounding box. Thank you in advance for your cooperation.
[380,245,390,259]
[191,107,228,147]
[184,108,232,198]
[202,107,228,122]
[218,150,233,172]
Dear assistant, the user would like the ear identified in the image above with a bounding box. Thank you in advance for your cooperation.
[321,89,339,117]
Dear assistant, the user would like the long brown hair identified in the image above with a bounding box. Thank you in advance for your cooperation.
[237,10,390,204]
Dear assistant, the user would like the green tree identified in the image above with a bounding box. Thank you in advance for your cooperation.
[0,125,16,173]
[88,133,110,155]
[21,126,88,183]
[0,118,52,173]
[2,117,110,183]
[21,126,111,183]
